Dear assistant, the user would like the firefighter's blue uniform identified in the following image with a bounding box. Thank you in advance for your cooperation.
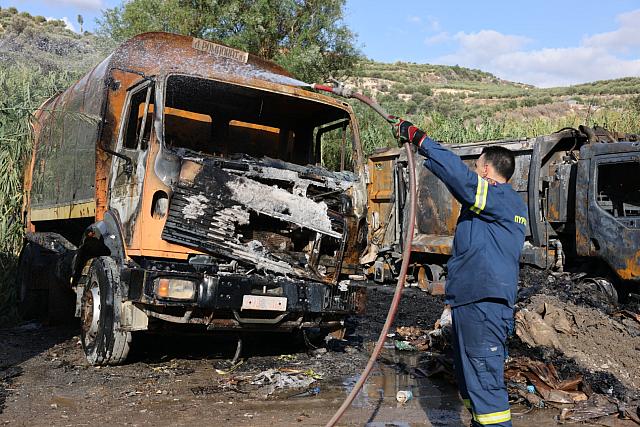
[417,136,527,426]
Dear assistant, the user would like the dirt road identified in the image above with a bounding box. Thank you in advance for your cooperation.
[0,283,637,426]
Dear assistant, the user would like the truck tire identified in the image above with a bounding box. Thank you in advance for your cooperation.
[16,242,48,320]
[79,256,131,365]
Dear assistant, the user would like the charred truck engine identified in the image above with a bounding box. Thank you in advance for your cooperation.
[18,33,367,365]
[364,127,640,296]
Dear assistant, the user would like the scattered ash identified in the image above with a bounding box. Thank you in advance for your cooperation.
[355,285,446,342]
[515,267,640,402]
[518,267,618,314]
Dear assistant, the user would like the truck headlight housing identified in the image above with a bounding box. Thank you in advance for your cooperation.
[154,278,196,300]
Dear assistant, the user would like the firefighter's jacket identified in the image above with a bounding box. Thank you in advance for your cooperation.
[417,137,527,307]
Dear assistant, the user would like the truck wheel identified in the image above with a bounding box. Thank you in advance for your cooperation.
[79,256,131,365]
[16,242,48,320]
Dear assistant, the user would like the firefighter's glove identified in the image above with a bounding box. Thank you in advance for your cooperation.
[391,117,427,147]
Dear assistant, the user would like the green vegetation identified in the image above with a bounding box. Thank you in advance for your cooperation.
[343,60,640,155]
[0,7,111,324]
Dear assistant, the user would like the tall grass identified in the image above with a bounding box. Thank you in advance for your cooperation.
[342,99,640,160]
[0,66,75,325]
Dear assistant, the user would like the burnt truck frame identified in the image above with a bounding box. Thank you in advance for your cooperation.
[363,126,640,293]
[18,33,367,365]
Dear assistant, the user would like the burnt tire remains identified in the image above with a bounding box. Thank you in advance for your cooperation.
[80,257,131,365]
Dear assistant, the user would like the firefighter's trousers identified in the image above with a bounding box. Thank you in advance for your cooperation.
[452,299,513,426]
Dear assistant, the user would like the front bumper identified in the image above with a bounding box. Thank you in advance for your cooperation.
[123,267,366,328]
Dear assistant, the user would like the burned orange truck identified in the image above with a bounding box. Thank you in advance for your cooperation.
[18,32,367,365]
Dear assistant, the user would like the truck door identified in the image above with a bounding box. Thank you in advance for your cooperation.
[587,151,640,281]
[107,75,155,246]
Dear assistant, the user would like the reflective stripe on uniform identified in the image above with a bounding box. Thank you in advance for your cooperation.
[470,176,488,214]
[473,409,511,425]
[462,398,472,409]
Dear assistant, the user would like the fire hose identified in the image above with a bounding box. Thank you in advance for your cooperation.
[311,83,417,427]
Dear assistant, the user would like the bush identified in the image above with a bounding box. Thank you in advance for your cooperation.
[10,15,28,33]
[411,92,425,104]
[415,84,432,96]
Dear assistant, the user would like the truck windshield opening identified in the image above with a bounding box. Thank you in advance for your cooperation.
[163,75,352,169]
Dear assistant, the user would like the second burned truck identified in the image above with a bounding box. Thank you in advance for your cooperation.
[18,33,368,365]
[363,126,640,296]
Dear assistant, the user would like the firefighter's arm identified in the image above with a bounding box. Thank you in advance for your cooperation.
[392,118,498,218]
[419,137,494,215]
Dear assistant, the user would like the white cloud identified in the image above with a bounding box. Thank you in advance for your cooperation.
[424,32,450,46]
[492,47,640,87]
[46,16,78,33]
[43,0,104,11]
[453,30,530,57]
[407,16,421,24]
[583,9,640,54]
[433,9,640,87]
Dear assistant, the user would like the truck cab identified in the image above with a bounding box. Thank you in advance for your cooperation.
[19,33,367,365]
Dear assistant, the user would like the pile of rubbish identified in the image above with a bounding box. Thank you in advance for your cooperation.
[514,301,575,351]
[392,306,452,352]
[250,368,322,398]
[506,357,586,407]
[506,356,639,425]
[191,363,323,400]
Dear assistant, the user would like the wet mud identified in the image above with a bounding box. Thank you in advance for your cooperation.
[1,277,638,426]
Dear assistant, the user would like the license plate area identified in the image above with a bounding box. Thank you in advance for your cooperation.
[241,295,288,311]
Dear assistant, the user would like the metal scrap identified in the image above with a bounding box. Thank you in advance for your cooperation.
[559,394,640,425]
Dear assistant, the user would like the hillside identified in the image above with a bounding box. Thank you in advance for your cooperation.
[348,59,640,123]
[0,7,114,74]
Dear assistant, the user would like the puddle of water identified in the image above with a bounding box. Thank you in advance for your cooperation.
[342,350,459,409]
[335,349,573,426]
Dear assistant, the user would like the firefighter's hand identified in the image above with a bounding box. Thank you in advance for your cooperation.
[391,117,427,146]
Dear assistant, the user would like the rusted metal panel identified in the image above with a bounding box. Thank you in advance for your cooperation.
[411,234,453,255]
[366,148,399,249]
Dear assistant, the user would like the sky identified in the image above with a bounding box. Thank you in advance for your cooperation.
[2,0,640,87]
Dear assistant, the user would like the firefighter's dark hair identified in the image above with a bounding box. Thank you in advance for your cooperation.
[481,146,515,181]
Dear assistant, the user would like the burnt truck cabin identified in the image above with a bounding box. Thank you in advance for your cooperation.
[20,32,367,365]
[364,127,640,292]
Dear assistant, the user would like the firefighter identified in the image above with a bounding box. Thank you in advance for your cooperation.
[393,119,527,427]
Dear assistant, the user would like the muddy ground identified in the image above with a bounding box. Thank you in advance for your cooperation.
[1,273,639,426]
